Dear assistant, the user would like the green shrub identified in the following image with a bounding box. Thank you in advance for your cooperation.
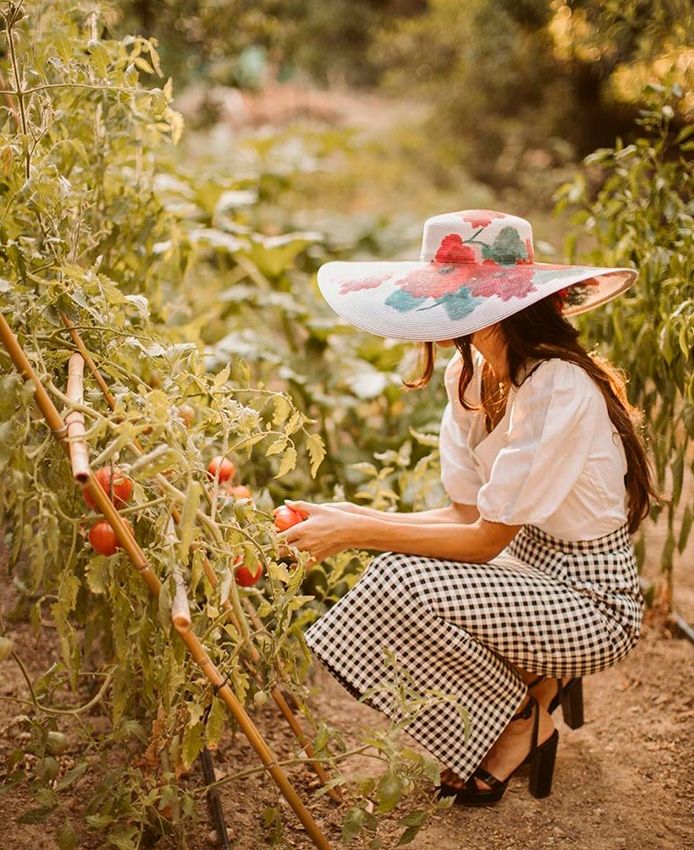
[556,83,693,608]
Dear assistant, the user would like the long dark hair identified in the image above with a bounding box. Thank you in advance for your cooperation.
[404,292,660,534]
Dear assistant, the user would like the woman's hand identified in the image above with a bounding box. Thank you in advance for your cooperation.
[276,499,362,563]
[295,499,366,514]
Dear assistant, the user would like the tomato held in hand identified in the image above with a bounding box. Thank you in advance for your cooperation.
[273,505,307,532]
[89,520,132,556]
[234,556,263,587]
[83,466,133,509]
[207,455,236,483]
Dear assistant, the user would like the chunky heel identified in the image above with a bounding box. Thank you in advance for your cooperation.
[560,678,584,729]
[528,728,559,798]
[438,694,560,806]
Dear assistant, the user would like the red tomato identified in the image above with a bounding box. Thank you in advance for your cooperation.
[234,556,263,587]
[273,505,307,532]
[88,519,133,555]
[83,467,133,509]
[226,484,252,500]
[207,455,236,483]
[89,521,118,556]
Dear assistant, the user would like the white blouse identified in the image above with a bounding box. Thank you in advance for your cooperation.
[438,349,630,541]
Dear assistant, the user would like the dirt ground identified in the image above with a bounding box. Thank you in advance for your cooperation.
[1,524,693,850]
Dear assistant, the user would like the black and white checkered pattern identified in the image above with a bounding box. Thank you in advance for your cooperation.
[303,522,644,783]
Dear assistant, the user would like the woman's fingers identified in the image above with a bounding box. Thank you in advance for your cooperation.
[277,526,302,544]
[284,499,313,516]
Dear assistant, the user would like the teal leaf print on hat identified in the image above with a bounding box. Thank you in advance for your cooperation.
[385,288,427,312]
[436,287,481,319]
[482,227,528,265]
[413,285,481,319]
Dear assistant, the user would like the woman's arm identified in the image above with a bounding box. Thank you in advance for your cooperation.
[308,501,480,525]
[279,501,519,564]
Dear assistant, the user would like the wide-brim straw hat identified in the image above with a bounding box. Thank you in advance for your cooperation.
[316,210,637,341]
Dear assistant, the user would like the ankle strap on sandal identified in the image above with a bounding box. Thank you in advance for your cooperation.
[511,694,535,722]
[511,695,541,749]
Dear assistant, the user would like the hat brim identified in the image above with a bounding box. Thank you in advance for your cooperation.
[317,260,637,341]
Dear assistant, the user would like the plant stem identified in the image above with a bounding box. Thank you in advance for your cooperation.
[2,6,30,178]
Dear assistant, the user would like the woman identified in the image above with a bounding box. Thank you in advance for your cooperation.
[277,210,655,806]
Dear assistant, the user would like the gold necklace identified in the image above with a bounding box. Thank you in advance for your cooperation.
[483,377,509,432]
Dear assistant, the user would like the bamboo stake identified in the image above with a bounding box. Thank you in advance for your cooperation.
[200,746,231,849]
[0,311,333,850]
[60,314,116,409]
[59,315,335,794]
[65,353,89,484]
[168,518,193,633]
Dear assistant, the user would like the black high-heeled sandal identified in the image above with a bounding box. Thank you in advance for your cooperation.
[527,675,584,729]
[436,695,559,807]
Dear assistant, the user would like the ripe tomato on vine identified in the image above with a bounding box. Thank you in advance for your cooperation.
[83,467,133,509]
[234,556,263,587]
[207,455,236,483]
[89,520,133,556]
[226,483,252,500]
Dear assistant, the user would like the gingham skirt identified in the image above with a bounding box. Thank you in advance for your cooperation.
[302,522,644,783]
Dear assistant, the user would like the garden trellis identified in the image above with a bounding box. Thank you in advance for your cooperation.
[60,310,337,801]
[0,309,334,850]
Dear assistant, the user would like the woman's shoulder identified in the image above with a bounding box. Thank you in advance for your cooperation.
[513,358,605,428]
[519,356,598,396]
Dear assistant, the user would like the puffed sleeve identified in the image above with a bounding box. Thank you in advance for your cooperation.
[477,359,600,526]
[439,350,483,505]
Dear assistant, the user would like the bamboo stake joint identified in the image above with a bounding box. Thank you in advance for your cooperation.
[65,353,89,484]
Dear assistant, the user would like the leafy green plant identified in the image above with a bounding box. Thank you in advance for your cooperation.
[0,1,324,844]
[556,82,693,611]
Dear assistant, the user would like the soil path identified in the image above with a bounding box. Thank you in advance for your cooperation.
[2,581,691,850]
[302,628,693,850]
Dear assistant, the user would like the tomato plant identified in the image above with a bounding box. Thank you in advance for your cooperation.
[0,5,330,844]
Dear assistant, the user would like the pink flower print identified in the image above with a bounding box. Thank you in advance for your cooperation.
[339,272,391,295]
[468,264,537,301]
[435,234,477,264]
[462,210,505,228]
[397,263,474,299]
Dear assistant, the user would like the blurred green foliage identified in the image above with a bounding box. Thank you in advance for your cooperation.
[119,0,692,195]
[118,0,426,87]
[556,82,693,604]
[375,0,693,190]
